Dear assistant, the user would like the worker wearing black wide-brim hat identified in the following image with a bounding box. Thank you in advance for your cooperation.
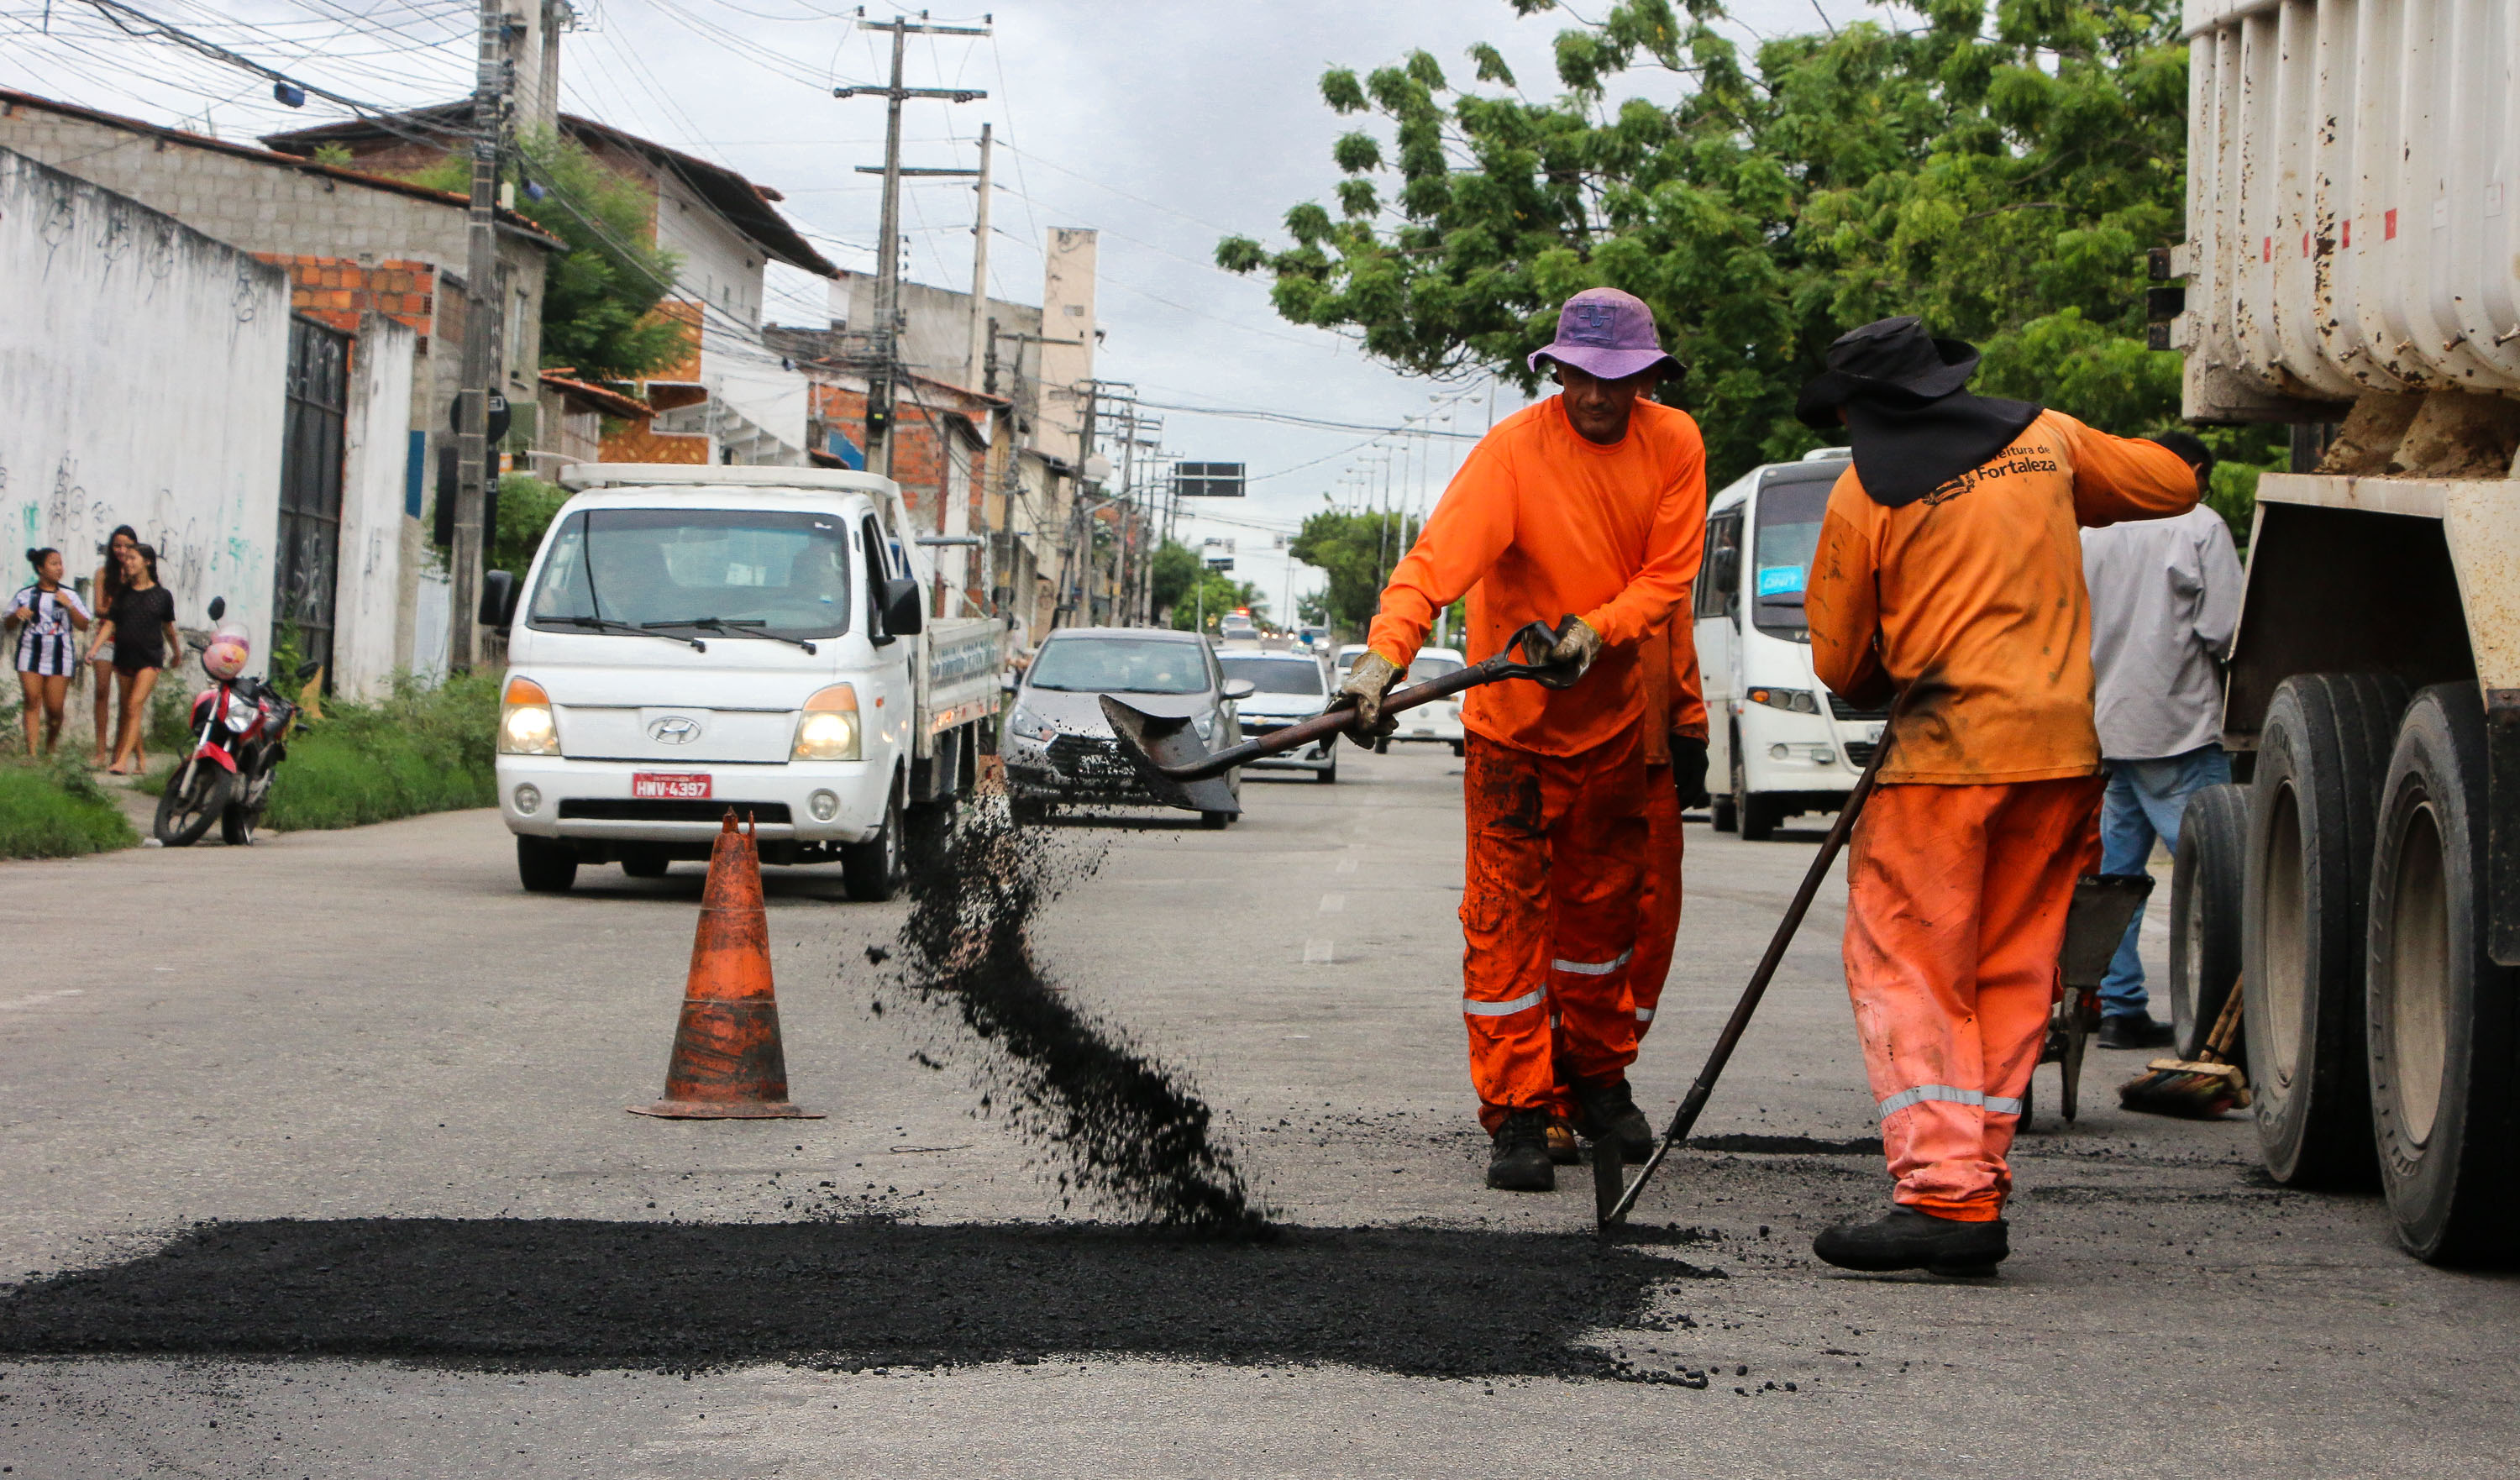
[1798,316,2198,1275]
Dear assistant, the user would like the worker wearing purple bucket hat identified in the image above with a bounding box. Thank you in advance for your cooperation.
[1329,286,1709,1193]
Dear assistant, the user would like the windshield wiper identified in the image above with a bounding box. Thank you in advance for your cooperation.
[644,617,816,654]
[554,615,705,650]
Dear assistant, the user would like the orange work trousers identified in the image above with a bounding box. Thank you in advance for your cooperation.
[1628,761,1684,1037]
[1844,775,2103,1220]
[1462,727,1647,1133]
[1550,759,1683,1123]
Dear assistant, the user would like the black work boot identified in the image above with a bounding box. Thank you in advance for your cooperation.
[2098,1013,2176,1050]
[1571,1078,1656,1164]
[1487,1109,1557,1191]
[1812,1207,2009,1276]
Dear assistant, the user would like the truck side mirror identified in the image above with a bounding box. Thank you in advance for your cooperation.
[207,596,226,621]
[479,569,517,630]
[880,577,924,639]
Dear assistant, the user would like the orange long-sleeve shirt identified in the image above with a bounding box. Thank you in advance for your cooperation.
[1639,611,1709,763]
[1804,409,2198,785]
[1368,396,1706,757]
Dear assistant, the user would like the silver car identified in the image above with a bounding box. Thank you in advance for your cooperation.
[1218,649,1339,783]
[1000,627,1248,828]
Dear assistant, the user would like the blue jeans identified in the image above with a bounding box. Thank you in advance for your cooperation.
[2098,745,2233,1018]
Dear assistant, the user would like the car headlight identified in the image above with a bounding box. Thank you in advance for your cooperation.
[1747,686,1821,715]
[1008,705,1053,742]
[498,676,560,755]
[793,684,861,761]
[1193,711,1215,742]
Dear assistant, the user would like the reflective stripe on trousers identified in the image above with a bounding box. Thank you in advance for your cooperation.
[1877,1084,2024,1119]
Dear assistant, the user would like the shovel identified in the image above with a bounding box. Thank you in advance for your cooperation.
[1598,691,1903,1232]
[1100,617,1587,813]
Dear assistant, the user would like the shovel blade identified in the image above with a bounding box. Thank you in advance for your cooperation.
[1098,695,1242,815]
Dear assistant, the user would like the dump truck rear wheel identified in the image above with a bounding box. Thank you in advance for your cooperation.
[2169,782,2248,1060]
[2243,673,2404,1186]
[2366,685,2520,1263]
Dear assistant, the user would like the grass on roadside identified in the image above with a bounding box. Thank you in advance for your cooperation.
[262,669,501,831]
[0,753,139,858]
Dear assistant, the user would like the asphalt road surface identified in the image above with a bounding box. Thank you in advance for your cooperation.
[2,743,2514,1477]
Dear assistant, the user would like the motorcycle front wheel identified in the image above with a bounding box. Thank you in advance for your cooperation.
[153,758,231,848]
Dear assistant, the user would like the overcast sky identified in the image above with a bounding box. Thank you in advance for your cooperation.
[3,0,1840,617]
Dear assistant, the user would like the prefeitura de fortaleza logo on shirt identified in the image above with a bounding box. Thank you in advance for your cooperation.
[1920,441,2061,506]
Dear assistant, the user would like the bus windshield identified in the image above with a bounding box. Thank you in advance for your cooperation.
[1751,476,1832,640]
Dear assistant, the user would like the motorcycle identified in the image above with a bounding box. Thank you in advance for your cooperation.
[152,596,322,848]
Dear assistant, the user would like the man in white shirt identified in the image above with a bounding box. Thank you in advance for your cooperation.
[2081,432,2246,1048]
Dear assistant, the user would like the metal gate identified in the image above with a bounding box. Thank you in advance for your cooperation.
[275,314,349,683]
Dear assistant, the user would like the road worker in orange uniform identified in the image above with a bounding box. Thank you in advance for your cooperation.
[1798,317,2198,1274]
[1544,617,1709,1162]
[1329,287,1706,1193]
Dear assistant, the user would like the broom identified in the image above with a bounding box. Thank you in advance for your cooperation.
[2118,980,2249,1118]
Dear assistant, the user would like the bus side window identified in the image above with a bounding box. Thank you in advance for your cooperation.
[1697,514,1740,620]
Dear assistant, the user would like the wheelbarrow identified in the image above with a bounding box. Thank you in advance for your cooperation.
[2038,872,2156,1123]
[1099,618,1586,812]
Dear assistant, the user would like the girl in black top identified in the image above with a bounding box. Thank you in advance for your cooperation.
[87,543,179,775]
[8,548,93,756]
[87,524,137,766]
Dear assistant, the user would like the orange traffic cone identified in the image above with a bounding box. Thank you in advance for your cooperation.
[628,811,822,1120]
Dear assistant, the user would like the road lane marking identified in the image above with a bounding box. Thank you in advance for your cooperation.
[1318,894,1346,914]
[0,989,82,1011]
[1304,938,1336,963]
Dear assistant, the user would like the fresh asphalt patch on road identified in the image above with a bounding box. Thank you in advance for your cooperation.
[0,1215,1722,1383]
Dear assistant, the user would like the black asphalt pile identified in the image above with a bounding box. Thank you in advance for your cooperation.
[884,804,1263,1233]
[0,1218,1671,1378]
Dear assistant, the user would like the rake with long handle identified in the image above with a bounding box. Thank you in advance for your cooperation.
[1597,695,1901,1231]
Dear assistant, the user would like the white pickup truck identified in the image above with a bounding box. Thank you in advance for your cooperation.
[484,464,1004,900]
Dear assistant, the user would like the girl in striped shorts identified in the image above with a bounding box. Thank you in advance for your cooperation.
[8,548,94,757]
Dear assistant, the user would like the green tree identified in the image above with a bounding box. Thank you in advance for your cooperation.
[491,473,570,580]
[1151,538,1270,630]
[1289,506,1420,632]
[405,129,688,382]
[1219,0,2281,510]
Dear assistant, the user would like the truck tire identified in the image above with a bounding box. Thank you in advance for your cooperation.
[2365,685,2519,1263]
[2243,673,2405,1186]
[620,850,669,879]
[903,798,955,866]
[843,790,907,902]
[517,835,578,894]
[2167,782,2248,1060]
[1314,756,1339,784]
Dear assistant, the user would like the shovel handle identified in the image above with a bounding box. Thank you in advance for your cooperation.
[1600,688,1903,1231]
[1151,619,1581,780]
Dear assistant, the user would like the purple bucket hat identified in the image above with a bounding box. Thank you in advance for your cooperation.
[1526,287,1683,381]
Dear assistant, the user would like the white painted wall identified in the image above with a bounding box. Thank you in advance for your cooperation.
[0,147,287,668]
[656,171,765,329]
[336,311,416,697]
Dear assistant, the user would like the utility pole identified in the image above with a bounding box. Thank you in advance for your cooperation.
[835,15,987,480]
[965,123,992,392]
[451,0,505,671]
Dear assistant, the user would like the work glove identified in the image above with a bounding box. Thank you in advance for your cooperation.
[1547,617,1603,680]
[1326,651,1404,748]
[1669,734,1710,808]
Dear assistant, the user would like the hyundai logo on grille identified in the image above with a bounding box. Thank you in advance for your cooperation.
[648,715,703,744]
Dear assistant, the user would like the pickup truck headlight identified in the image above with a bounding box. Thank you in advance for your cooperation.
[1747,686,1821,715]
[498,676,560,755]
[793,684,861,761]
[1007,705,1053,742]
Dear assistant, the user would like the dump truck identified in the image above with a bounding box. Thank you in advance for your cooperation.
[2164,0,2520,1262]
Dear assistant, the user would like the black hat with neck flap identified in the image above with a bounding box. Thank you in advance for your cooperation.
[1795,316,2043,508]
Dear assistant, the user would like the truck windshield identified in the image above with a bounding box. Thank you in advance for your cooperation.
[1751,476,1832,640]
[1027,638,1210,695]
[1220,656,1326,695]
[527,508,852,641]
